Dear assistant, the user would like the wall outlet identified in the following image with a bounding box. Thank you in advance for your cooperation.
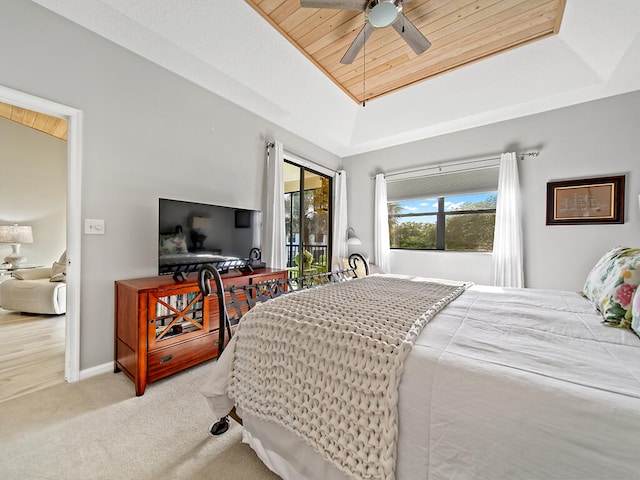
[85,219,105,235]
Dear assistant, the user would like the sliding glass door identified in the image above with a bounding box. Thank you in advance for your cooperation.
[284,161,332,278]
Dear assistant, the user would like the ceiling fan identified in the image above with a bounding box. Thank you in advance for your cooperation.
[300,0,431,65]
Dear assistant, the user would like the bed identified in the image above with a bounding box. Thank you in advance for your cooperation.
[201,247,640,480]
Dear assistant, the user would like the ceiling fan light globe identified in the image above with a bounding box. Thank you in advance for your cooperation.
[367,0,400,28]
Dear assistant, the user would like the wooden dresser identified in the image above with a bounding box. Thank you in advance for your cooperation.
[114,268,287,395]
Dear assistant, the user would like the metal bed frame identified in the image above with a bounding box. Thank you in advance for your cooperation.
[198,252,369,353]
[197,252,369,435]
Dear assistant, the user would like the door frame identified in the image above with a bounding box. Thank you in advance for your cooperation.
[284,158,333,276]
[0,84,82,382]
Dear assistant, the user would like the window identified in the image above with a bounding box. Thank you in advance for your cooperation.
[386,166,499,252]
[284,161,332,276]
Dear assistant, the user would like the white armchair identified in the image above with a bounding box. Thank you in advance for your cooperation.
[0,266,66,315]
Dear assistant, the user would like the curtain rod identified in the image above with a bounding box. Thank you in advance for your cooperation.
[266,141,337,177]
[374,151,539,180]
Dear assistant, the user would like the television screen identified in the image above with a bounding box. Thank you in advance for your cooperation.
[158,198,262,275]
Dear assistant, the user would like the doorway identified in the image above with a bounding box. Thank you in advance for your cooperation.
[284,161,332,278]
[0,84,82,383]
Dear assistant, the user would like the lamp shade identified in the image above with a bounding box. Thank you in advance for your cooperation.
[0,224,33,244]
[346,227,362,246]
[191,216,212,230]
[0,224,33,266]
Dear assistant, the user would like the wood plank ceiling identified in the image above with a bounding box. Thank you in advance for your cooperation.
[246,0,567,103]
[0,101,68,140]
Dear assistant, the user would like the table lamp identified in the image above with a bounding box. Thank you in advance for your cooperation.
[191,216,211,250]
[0,224,34,267]
[346,227,362,246]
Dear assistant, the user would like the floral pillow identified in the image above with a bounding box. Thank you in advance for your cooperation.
[159,233,189,255]
[632,288,640,337]
[582,246,640,328]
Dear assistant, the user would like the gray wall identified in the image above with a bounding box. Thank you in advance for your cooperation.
[2,0,638,373]
[0,0,340,370]
[0,117,67,267]
[344,91,640,291]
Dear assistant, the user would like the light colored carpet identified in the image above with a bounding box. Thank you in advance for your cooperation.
[0,361,281,480]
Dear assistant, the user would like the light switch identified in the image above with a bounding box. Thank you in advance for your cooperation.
[85,219,105,235]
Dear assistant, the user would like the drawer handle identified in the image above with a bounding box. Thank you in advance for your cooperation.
[213,339,219,345]
[159,354,173,364]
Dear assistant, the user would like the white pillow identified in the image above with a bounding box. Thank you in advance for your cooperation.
[13,267,52,280]
[50,251,67,282]
[369,263,385,274]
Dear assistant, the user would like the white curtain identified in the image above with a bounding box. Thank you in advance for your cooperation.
[374,173,391,272]
[492,152,524,287]
[263,140,286,269]
[331,170,348,270]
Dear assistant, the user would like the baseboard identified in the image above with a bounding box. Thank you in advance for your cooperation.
[78,361,114,381]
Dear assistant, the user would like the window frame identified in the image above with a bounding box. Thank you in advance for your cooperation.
[283,159,333,275]
[388,192,497,252]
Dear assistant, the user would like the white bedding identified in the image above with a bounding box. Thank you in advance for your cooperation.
[203,280,640,480]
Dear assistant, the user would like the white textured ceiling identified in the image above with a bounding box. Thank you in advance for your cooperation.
[33,0,640,157]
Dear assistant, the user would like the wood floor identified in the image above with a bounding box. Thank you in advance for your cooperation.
[0,308,65,403]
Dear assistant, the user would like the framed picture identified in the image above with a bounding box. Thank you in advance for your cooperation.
[546,175,625,225]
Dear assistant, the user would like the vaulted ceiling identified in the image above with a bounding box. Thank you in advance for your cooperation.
[31,0,640,157]
[247,0,566,104]
[0,101,68,140]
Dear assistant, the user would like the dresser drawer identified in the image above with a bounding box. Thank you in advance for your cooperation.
[147,332,219,382]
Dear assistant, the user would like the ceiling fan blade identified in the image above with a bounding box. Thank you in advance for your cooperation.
[341,22,374,65]
[392,14,431,56]
[300,0,367,10]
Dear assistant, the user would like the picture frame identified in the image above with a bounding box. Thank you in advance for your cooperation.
[546,175,625,225]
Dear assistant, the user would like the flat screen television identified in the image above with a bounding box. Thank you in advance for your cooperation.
[158,198,263,276]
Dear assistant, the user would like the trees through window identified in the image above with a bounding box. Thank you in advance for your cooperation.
[388,192,497,251]
[284,161,332,276]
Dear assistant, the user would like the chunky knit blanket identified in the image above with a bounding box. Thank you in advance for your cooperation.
[228,275,471,480]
